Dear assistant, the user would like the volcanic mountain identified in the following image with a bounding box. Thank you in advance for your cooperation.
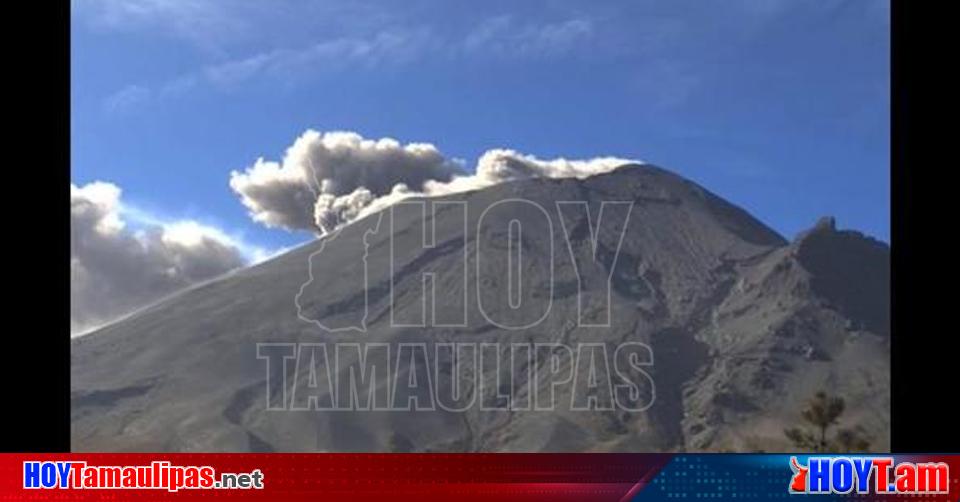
[71,164,889,452]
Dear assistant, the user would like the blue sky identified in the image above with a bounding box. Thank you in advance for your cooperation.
[71,0,890,252]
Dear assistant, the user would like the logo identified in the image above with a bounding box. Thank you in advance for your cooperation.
[23,461,264,492]
[789,457,949,495]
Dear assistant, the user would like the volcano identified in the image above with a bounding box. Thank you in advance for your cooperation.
[71,164,889,452]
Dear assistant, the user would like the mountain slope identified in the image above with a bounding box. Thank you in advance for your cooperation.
[71,165,889,452]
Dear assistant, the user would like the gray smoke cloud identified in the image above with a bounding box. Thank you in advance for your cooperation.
[230,130,639,233]
[71,181,250,335]
[230,130,464,233]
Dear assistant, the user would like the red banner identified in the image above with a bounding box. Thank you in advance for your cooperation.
[3,453,671,501]
[5,454,958,501]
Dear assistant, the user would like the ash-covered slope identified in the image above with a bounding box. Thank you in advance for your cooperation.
[71,165,889,452]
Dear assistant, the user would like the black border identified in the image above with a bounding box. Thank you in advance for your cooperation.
[889,1,955,452]
[5,1,71,451]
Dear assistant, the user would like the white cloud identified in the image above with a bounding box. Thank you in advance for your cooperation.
[201,28,436,89]
[463,15,594,58]
[98,13,600,112]
[231,130,639,234]
[102,85,152,114]
[100,28,437,112]
[73,0,247,53]
[71,181,271,335]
